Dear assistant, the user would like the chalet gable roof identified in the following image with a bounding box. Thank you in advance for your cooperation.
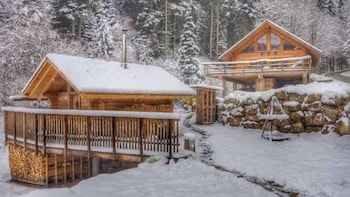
[218,19,322,60]
[22,53,195,96]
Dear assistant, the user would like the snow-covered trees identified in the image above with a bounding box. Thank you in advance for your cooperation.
[51,0,88,38]
[223,0,258,45]
[177,2,201,85]
[318,0,337,16]
[0,0,84,104]
[83,0,116,59]
[135,0,163,63]
[51,0,116,59]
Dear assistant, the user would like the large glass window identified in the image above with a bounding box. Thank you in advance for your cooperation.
[283,41,296,50]
[271,33,281,50]
[257,35,267,51]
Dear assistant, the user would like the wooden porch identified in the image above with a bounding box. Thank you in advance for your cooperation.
[2,107,180,185]
[202,56,312,91]
[203,56,312,80]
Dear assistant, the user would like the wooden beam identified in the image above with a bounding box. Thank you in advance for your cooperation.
[14,112,17,145]
[54,154,58,184]
[112,117,116,157]
[35,114,38,155]
[30,65,56,97]
[87,117,92,177]
[72,155,75,182]
[23,113,26,151]
[43,115,47,155]
[64,116,68,184]
[45,154,49,185]
[167,120,173,160]
[139,119,143,160]
[79,93,193,101]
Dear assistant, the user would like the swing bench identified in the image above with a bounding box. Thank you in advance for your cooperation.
[258,96,290,142]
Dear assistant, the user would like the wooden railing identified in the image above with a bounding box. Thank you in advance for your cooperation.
[3,107,180,158]
[202,55,312,77]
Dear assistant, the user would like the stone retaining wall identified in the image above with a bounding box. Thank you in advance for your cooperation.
[220,89,350,135]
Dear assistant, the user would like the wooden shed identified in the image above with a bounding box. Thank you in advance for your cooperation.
[20,53,195,112]
[3,53,195,186]
[192,85,221,125]
[203,19,322,91]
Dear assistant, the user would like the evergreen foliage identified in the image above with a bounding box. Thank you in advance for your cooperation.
[51,0,88,37]
[223,0,258,46]
[177,1,201,85]
[83,0,116,59]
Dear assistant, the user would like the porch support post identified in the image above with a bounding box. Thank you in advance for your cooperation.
[221,76,227,97]
[302,72,309,84]
[256,74,264,91]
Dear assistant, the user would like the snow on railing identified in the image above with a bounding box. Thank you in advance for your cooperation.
[2,106,180,120]
[202,55,312,76]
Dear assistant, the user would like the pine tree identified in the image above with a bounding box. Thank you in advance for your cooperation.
[223,0,258,45]
[0,0,84,104]
[318,0,337,16]
[83,0,116,59]
[51,0,88,37]
[135,0,163,63]
[177,1,201,85]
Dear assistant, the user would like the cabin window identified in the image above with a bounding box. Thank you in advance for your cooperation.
[257,35,267,51]
[242,45,255,53]
[271,33,281,50]
[283,41,296,50]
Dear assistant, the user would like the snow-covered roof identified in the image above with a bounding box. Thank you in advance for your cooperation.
[218,19,322,60]
[23,53,195,96]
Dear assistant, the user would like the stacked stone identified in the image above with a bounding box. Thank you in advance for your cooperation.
[221,90,350,135]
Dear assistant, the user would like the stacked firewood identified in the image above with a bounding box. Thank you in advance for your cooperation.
[8,144,46,184]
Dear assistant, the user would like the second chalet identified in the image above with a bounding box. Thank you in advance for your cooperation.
[203,19,322,91]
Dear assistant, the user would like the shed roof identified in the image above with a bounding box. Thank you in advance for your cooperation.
[23,53,195,96]
[218,19,322,61]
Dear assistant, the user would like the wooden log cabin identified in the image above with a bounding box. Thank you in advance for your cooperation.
[203,19,322,92]
[2,53,195,186]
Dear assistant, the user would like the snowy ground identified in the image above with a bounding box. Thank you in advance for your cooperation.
[19,158,276,197]
[341,71,350,77]
[195,124,350,197]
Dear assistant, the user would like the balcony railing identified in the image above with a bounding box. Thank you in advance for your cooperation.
[3,107,180,158]
[202,55,312,77]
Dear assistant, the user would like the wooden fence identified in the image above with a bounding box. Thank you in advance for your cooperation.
[3,107,180,158]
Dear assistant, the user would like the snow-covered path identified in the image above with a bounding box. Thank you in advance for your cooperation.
[195,124,350,197]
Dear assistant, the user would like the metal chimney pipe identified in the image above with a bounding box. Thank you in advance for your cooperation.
[122,28,128,69]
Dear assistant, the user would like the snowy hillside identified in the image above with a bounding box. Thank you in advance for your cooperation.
[1,0,350,104]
